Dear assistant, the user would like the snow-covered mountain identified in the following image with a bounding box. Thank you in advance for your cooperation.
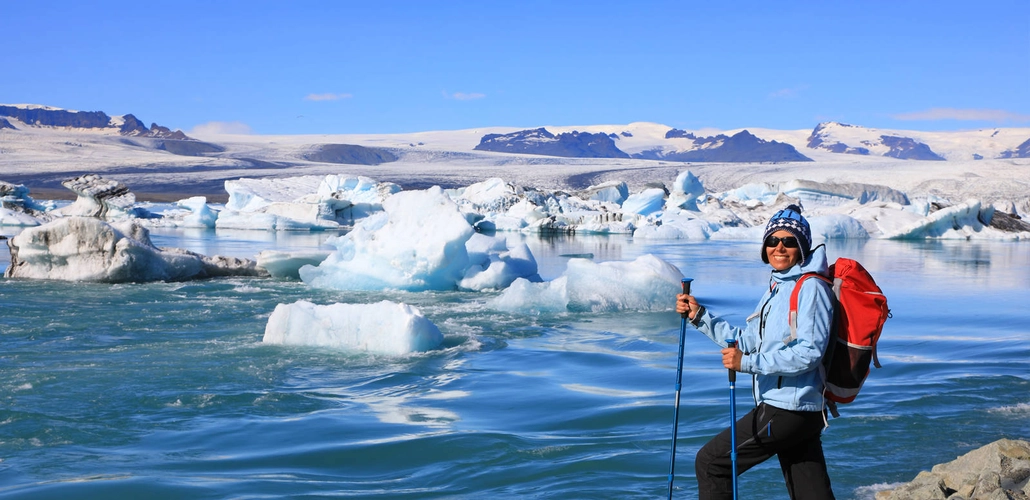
[473,127,814,162]
[805,121,1030,161]
[0,104,192,140]
[1,103,1029,206]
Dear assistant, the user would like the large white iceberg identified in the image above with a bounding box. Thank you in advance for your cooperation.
[300,187,475,291]
[262,300,443,355]
[300,187,543,291]
[4,217,265,282]
[490,254,685,313]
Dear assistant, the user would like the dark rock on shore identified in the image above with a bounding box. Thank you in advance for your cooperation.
[876,439,1030,500]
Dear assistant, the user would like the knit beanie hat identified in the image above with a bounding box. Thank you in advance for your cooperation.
[761,203,812,264]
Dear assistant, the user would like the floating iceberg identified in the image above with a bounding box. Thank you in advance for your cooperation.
[149,196,220,228]
[490,254,685,313]
[218,174,400,231]
[51,174,147,219]
[256,249,332,279]
[622,188,667,216]
[263,300,443,355]
[0,181,50,226]
[300,187,544,291]
[584,181,629,205]
[459,233,541,291]
[667,170,705,211]
[5,217,265,282]
[301,187,474,291]
[883,199,1030,240]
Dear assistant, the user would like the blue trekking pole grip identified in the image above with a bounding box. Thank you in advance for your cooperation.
[667,278,692,499]
[726,339,739,500]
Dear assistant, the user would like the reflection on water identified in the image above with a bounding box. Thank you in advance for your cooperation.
[824,239,1030,290]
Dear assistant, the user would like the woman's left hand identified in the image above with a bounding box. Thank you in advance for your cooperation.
[721,345,742,371]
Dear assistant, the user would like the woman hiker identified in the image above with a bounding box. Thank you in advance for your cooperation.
[676,204,836,500]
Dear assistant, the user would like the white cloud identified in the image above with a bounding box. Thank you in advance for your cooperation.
[444,91,486,101]
[304,93,353,101]
[892,108,1030,123]
[189,121,253,136]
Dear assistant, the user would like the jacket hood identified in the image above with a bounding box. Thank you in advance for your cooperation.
[772,244,828,282]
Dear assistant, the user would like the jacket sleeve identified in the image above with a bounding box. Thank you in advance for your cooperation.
[738,279,834,376]
[690,305,745,347]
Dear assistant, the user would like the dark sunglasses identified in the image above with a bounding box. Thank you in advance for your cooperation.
[764,235,800,248]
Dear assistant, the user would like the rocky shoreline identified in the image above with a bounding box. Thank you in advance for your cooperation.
[877,439,1030,500]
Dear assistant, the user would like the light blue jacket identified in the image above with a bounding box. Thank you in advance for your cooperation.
[691,245,834,412]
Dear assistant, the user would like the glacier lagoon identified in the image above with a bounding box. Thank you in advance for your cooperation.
[0,228,1028,499]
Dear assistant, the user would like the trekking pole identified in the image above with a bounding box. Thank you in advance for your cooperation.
[726,339,739,500]
[667,278,692,499]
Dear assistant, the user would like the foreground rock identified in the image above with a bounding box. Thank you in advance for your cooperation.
[877,439,1030,500]
[5,217,267,282]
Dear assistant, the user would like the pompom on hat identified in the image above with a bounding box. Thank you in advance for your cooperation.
[761,203,812,265]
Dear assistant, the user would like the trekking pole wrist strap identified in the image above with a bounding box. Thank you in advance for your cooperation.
[690,305,705,327]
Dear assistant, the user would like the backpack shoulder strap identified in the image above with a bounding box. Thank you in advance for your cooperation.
[788,272,833,342]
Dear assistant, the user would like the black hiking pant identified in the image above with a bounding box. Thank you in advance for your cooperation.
[695,403,835,500]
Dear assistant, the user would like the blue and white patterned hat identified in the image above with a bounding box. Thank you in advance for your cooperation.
[761,204,812,264]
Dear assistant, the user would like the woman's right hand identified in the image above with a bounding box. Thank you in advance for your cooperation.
[676,293,699,319]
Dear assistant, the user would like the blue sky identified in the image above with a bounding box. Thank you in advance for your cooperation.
[3,1,1028,135]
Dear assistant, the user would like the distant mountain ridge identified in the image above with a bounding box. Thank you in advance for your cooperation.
[807,122,945,160]
[2,103,1029,163]
[475,128,812,162]
[472,122,1030,162]
[0,104,192,140]
[638,129,813,162]
[805,121,1030,161]
[474,128,630,158]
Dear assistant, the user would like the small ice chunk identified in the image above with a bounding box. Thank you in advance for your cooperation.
[262,300,443,354]
[257,250,332,279]
[489,254,684,313]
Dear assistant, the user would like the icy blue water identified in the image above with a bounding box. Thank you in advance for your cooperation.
[0,229,1028,499]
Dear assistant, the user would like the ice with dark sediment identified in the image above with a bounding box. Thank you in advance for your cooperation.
[4,217,265,282]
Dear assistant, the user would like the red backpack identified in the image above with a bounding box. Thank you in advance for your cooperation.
[790,258,890,417]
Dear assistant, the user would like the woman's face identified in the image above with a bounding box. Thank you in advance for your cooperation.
[765,229,801,271]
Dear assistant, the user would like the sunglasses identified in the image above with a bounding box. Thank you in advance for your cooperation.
[764,235,800,248]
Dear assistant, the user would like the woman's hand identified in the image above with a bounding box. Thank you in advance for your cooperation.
[676,293,699,319]
[721,345,742,371]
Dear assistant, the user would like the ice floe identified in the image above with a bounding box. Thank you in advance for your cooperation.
[4,217,265,282]
[262,299,443,354]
